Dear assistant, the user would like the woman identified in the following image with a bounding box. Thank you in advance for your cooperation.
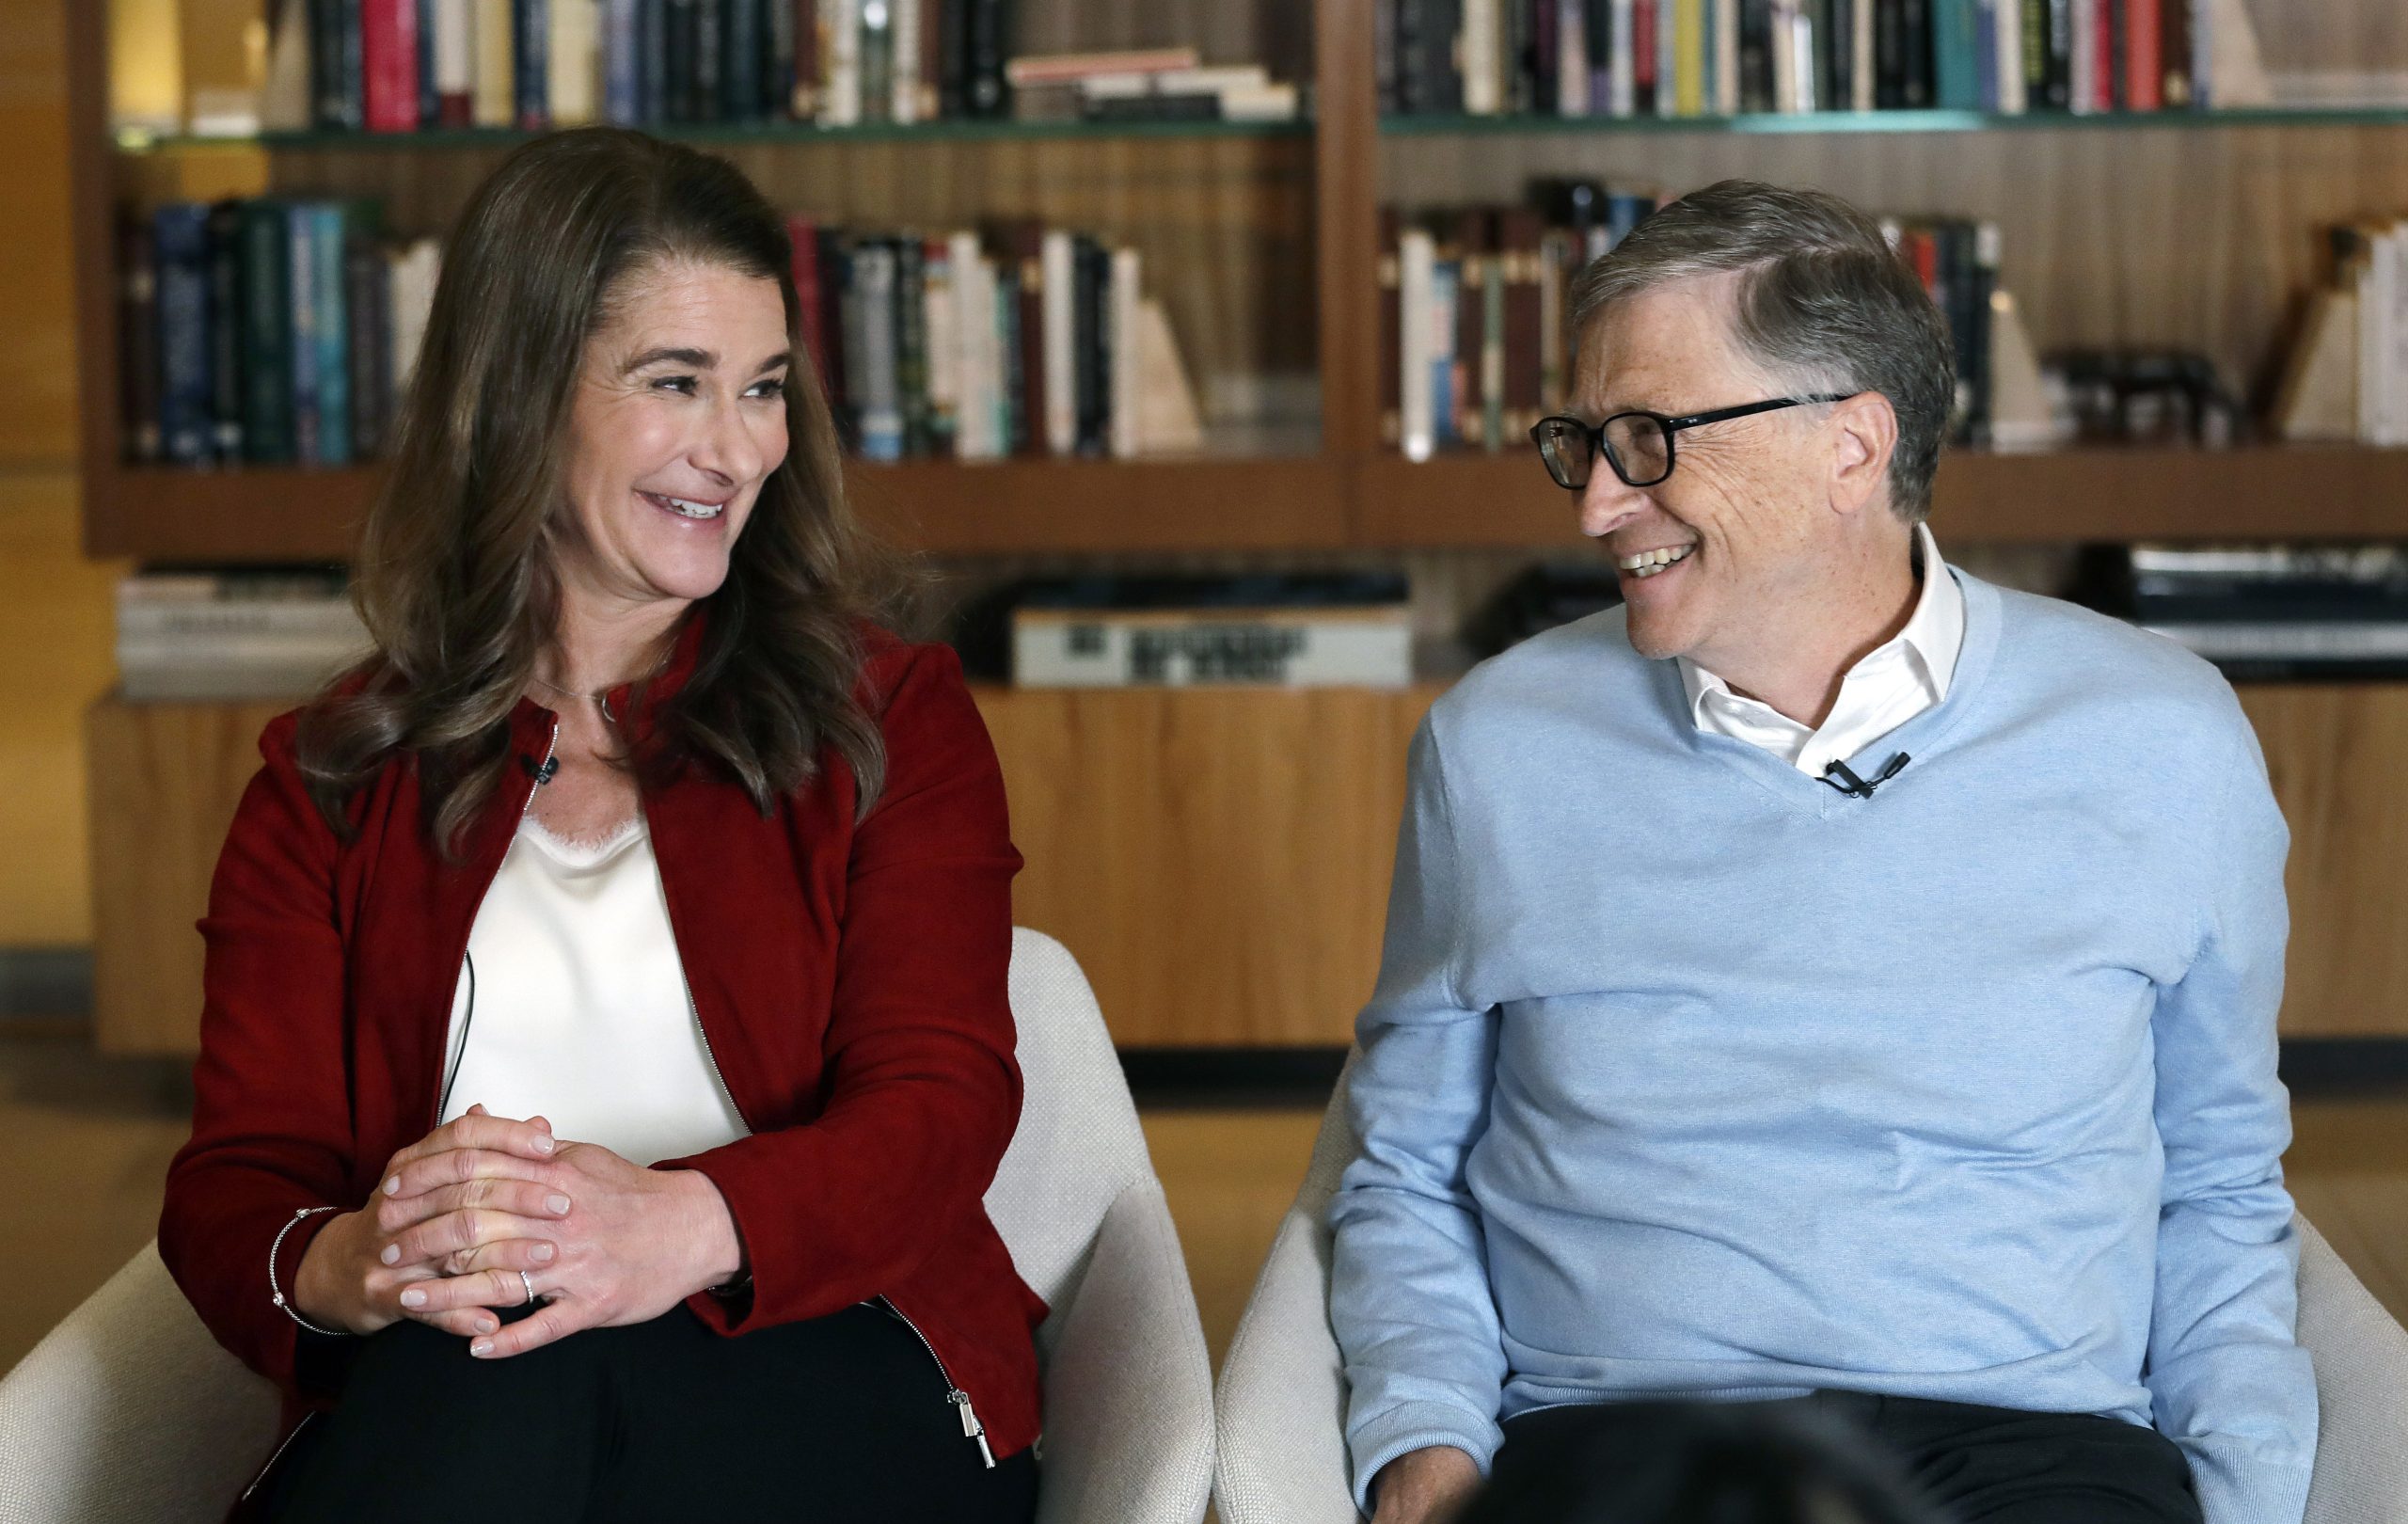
[159,128,1042,1523]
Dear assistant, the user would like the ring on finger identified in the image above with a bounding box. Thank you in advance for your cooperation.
[519,1269,536,1307]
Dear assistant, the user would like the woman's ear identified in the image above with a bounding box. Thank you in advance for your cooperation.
[1827,391,1899,519]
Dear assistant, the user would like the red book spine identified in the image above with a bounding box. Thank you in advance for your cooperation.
[2124,0,2161,110]
[2091,0,2115,111]
[786,215,829,396]
[363,0,421,134]
[1635,0,1659,107]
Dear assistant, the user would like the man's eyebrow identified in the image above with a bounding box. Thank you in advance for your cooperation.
[623,346,713,373]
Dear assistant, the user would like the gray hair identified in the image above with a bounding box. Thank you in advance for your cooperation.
[1567,180,1956,522]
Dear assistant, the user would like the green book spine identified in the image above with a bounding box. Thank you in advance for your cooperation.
[240,200,295,464]
[1932,0,1981,108]
[313,203,352,465]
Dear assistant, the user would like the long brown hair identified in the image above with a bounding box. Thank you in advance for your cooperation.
[298,128,896,856]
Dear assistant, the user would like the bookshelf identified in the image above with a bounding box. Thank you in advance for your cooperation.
[68,0,2408,564]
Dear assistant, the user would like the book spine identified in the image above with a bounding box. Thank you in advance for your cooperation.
[436,0,476,122]
[1770,0,1798,111]
[1533,0,1560,116]
[288,206,320,464]
[1378,209,1402,448]
[1500,208,1543,439]
[515,0,551,126]
[1108,246,1140,459]
[206,201,247,461]
[685,0,718,119]
[2103,0,2124,108]
[119,215,161,463]
[363,0,422,132]
[1079,237,1112,456]
[889,0,920,121]
[241,202,295,463]
[1677,0,1708,110]
[344,221,388,458]
[1453,216,1487,446]
[552,0,598,123]
[1634,0,1658,112]
[1463,0,1501,113]
[816,230,853,444]
[1718,0,1745,109]
[154,205,214,466]
[823,0,863,123]
[894,236,929,455]
[1482,236,1507,449]
[786,215,828,396]
[1992,0,2025,110]
[913,0,940,119]
[1560,0,1592,113]
[935,0,968,117]
[1611,0,1638,114]
[1012,617,1415,690]
[1740,0,1773,111]
[966,0,1007,117]
[1399,225,1434,460]
[474,0,515,124]
[2124,0,2160,109]
[917,235,954,455]
[857,0,891,121]
[313,204,351,464]
[604,0,643,120]
[1657,0,1680,115]
[853,242,902,459]
[1430,256,1458,450]
[2069,0,2097,112]
[2159,0,2190,105]
[723,0,764,120]
[1041,230,1076,455]
[945,230,988,457]
[311,0,366,129]
[419,0,441,124]
[664,0,696,120]
[1932,0,1977,108]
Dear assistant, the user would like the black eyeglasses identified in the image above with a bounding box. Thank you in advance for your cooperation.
[1529,394,1855,491]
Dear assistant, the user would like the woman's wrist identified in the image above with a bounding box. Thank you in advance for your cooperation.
[288,1207,360,1333]
[671,1169,747,1293]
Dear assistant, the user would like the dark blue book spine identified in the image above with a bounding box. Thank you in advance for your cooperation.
[606,0,643,121]
[723,0,762,121]
[641,0,669,119]
[153,204,216,466]
[313,204,352,464]
[692,0,723,121]
[240,200,294,463]
[515,0,550,127]
[418,0,441,123]
[205,200,246,461]
[311,0,367,128]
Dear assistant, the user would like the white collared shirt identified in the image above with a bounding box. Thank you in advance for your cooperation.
[1677,523,1965,777]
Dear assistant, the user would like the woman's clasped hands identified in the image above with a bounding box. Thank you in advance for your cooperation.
[293,1103,746,1358]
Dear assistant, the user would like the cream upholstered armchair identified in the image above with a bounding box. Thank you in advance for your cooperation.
[1212,1055,2408,1524]
[0,929,1214,1524]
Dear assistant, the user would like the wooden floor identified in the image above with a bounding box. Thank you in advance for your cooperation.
[0,1028,2400,1380]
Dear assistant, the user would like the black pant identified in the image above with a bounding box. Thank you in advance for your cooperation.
[254,1300,1038,1524]
[1494,1391,2202,1524]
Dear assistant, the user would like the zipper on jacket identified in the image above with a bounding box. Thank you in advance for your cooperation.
[428,719,557,1133]
[878,1295,996,1468]
[675,962,750,1137]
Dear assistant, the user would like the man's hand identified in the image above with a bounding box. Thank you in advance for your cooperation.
[1371,1445,1482,1524]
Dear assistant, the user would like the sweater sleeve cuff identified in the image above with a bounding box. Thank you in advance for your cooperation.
[2181,1437,2315,1524]
[1349,1401,1504,1516]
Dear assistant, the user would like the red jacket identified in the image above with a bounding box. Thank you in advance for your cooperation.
[159,615,1045,1499]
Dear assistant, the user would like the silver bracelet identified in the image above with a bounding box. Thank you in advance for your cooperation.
[268,1205,349,1338]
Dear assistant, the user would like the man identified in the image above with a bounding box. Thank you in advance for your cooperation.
[1329,181,2315,1524]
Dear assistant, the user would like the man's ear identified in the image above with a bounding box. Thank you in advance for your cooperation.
[1827,391,1898,519]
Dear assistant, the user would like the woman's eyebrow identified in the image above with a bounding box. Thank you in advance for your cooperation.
[750,352,791,376]
[622,345,714,373]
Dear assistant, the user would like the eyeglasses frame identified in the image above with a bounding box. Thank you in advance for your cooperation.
[1528,392,1859,491]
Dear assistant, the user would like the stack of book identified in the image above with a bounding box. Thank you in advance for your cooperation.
[116,571,368,701]
[1006,573,1415,689]
[269,0,1075,133]
[794,217,1189,461]
[119,198,439,468]
[1383,190,2001,458]
[1382,183,1663,461]
[2125,545,2408,678]
[1378,0,2251,119]
[1003,49,1301,124]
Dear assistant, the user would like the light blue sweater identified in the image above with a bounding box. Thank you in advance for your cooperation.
[1330,571,2316,1524]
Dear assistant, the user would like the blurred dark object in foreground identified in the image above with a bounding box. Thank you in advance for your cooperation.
[1467,562,1624,659]
[2051,349,2243,447]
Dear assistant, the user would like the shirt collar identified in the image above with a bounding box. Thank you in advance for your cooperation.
[1675,522,1964,725]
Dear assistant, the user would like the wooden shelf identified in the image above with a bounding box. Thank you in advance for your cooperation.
[1353,445,2408,548]
[87,455,1352,563]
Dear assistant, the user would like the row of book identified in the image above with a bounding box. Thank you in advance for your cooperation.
[1381,185,2004,462]
[279,0,1014,133]
[117,571,366,701]
[793,218,1191,462]
[120,198,439,468]
[2118,544,2408,677]
[1378,0,2253,120]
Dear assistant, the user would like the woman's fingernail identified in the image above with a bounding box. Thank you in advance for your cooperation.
[547,1193,572,1214]
[533,1135,555,1154]
[477,1317,496,1334]
[400,1287,426,1308]
[380,1244,401,1265]
[383,1176,401,1196]
[531,1242,556,1262]
[470,1340,494,1357]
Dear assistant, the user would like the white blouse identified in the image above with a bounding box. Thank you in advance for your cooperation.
[437,811,748,1166]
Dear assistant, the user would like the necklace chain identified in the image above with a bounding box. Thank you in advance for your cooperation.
[529,673,611,703]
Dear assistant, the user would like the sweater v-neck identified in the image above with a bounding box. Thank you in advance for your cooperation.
[1649,571,2004,821]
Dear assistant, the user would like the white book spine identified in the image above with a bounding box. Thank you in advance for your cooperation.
[823,0,862,125]
[855,246,902,460]
[1771,0,1799,113]
[472,0,515,125]
[1717,0,1743,112]
[436,0,474,99]
[1400,228,1435,462]
[1464,0,1502,115]
[1041,231,1077,456]
[1853,0,1876,109]
[1013,617,1415,690]
[2385,225,2408,446]
[1994,0,2027,112]
[1109,247,1142,459]
[947,232,989,459]
[1610,0,1638,116]
[550,0,598,125]
[2069,0,2097,113]
[1560,0,1591,115]
[891,0,920,122]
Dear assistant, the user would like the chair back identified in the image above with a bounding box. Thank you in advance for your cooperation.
[986,928,1158,1308]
